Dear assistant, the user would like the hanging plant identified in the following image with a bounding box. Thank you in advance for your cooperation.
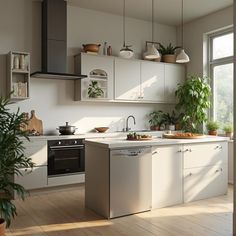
[175,75,211,133]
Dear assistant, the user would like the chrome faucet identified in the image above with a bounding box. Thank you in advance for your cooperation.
[125,115,136,132]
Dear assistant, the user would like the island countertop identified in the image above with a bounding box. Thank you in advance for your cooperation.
[84,135,229,149]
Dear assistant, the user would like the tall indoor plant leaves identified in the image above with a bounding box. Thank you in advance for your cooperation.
[0,95,34,227]
[175,75,211,133]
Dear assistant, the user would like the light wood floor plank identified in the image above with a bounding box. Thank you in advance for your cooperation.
[8,184,233,236]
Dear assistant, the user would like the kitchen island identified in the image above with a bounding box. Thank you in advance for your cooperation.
[85,136,229,218]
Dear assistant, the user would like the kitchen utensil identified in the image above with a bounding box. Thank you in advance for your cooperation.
[82,44,101,53]
[57,122,77,135]
[95,127,109,133]
[27,110,43,135]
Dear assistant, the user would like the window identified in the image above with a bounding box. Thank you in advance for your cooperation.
[208,29,233,125]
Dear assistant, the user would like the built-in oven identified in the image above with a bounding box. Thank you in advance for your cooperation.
[48,139,85,176]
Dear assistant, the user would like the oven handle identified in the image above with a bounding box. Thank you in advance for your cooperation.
[49,145,84,150]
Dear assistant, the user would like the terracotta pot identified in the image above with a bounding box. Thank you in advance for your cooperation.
[82,44,101,53]
[0,219,5,236]
[162,54,176,63]
[208,130,217,136]
[175,123,181,131]
[150,125,160,131]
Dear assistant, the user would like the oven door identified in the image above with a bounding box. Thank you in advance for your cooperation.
[48,144,85,176]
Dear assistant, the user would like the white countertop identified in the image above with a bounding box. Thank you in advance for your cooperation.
[84,136,229,149]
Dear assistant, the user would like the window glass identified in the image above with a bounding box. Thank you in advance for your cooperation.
[213,63,233,124]
[212,33,233,60]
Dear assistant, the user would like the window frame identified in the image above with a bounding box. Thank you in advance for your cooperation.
[208,28,234,120]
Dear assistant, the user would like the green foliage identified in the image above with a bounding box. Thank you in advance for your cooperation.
[223,123,233,133]
[175,75,211,133]
[148,110,164,126]
[88,81,104,98]
[206,120,220,131]
[159,43,180,55]
[162,110,179,125]
[0,95,34,227]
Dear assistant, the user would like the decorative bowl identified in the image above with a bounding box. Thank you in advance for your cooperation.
[95,127,109,133]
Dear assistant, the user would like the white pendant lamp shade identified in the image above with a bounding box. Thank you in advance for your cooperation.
[176,49,190,63]
[144,44,160,59]
[143,0,160,60]
[176,0,190,63]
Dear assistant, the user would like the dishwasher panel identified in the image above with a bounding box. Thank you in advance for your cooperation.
[110,147,152,218]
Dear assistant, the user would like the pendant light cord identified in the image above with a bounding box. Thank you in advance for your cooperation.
[152,0,154,42]
[181,0,184,48]
[123,0,126,47]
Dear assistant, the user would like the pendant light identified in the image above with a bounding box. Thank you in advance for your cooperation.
[176,0,190,63]
[143,0,160,60]
[119,0,134,59]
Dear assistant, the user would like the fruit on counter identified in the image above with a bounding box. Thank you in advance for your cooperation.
[127,132,152,140]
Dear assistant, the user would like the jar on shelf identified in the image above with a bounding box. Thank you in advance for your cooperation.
[13,55,19,69]
[19,54,25,70]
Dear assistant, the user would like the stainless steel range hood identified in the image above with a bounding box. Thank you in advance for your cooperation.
[31,0,86,80]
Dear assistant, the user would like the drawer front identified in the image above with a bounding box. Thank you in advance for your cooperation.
[184,142,228,169]
[14,166,47,190]
[184,164,227,203]
[23,139,47,166]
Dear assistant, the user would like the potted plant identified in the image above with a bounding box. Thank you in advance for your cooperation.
[206,120,220,135]
[175,75,211,133]
[159,43,180,63]
[162,111,178,131]
[223,123,233,139]
[148,110,164,130]
[0,95,34,233]
[87,81,104,98]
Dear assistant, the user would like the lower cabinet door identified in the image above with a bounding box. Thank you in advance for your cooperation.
[184,164,228,203]
[14,166,47,190]
[152,145,183,209]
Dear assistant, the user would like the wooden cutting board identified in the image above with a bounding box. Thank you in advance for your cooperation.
[27,110,43,135]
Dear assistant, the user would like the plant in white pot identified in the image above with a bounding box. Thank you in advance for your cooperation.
[0,95,34,234]
[162,111,178,131]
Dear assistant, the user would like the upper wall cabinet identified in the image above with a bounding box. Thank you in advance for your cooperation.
[7,51,30,101]
[115,59,165,102]
[74,53,114,101]
[141,61,165,102]
[164,64,185,103]
[115,58,141,100]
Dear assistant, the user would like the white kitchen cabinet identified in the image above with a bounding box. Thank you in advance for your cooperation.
[23,139,47,166]
[183,142,228,169]
[152,145,183,209]
[14,166,47,190]
[141,61,165,102]
[184,164,228,202]
[114,58,141,100]
[164,63,185,103]
[75,53,114,101]
[183,141,228,203]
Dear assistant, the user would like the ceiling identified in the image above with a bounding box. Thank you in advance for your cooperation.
[67,0,233,26]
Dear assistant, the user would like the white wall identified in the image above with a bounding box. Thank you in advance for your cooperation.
[0,0,177,134]
[180,6,233,76]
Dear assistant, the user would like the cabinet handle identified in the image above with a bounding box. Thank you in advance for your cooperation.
[152,151,158,155]
[177,150,182,153]
[215,168,223,173]
[215,145,222,150]
[189,173,192,176]
[184,149,192,152]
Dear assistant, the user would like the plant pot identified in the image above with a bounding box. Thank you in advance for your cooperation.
[175,123,181,130]
[167,124,175,131]
[162,54,176,63]
[0,219,5,236]
[150,125,160,131]
[208,130,217,136]
[226,132,233,139]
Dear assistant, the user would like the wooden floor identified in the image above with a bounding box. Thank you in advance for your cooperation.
[6,185,233,236]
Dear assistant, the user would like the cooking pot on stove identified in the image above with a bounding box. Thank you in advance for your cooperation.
[57,122,77,135]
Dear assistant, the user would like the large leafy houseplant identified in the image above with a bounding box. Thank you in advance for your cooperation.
[175,75,211,133]
[0,96,34,230]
